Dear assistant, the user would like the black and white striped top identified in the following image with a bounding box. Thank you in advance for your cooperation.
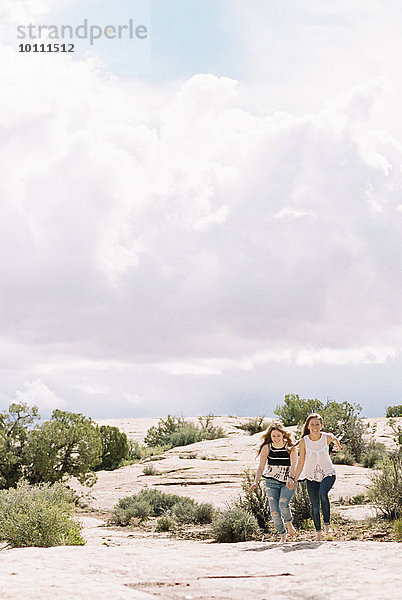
[262,444,291,482]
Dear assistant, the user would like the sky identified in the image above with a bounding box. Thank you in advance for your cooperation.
[1,0,402,419]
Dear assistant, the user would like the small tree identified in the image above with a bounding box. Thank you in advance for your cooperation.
[0,403,40,489]
[274,394,323,426]
[25,410,102,486]
[322,400,365,462]
[96,425,129,470]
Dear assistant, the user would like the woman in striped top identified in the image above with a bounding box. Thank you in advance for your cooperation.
[248,421,297,543]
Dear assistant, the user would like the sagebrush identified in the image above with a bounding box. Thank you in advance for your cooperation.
[0,482,84,548]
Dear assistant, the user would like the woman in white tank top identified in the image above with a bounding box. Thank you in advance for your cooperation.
[289,413,342,541]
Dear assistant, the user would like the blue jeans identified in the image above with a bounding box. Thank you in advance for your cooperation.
[265,478,295,535]
[306,475,336,532]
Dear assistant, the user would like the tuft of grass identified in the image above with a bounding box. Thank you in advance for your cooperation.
[0,482,85,548]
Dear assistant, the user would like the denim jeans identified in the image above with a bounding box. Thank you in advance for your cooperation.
[265,478,295,535]
[306,475,336,532]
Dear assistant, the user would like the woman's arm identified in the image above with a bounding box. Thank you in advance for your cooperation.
[248,444,268,492]
[286,445,298,489]
[327,432,342,451]
[288,439,306,489]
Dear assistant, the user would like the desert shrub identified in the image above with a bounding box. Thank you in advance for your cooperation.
[111,489,213,527]
[348,494,368,505]
[143,464,158,476]
[238,469,271,532]
[368,452,402,519]
[169,423,204,447]
[172,499,197,524]
[0,482,84,548]
[238,416,269,435]
[212,507,260,543]
[274,394,324,427]
[193,502,215,524]
[331,446,355,465]
[111,496,152,525]
[156,515,175,532]
[96,425,129,471]
[290,481,312,527]
[362,441,386,468]
[144,415,225,449]
[393,518,402,541]
[386,405,402,418]
[137,489,188,516]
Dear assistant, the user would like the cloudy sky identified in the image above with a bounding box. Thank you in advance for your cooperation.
[1,0,402,419]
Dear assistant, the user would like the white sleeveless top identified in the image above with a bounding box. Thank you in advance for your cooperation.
[299,433,336,482]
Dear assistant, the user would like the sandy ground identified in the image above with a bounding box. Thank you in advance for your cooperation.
[0,521,400,600]
[0,416,400,599]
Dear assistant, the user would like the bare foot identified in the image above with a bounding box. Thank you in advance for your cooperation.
[315,531,323,541]
[324,525,333,535]
[286,523,297,537]
[280,533,287,544]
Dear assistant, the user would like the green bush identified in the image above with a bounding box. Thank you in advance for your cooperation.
[212,507,260,543]
[386,405,402,418]
[137,489,187,516]
[110,496,152,525]
[111,489,211,527]
[143,464,158,476]
[193,502,215,524]
[156,515,175,532]
[0,482,85,548]
[172,499,197,524]
[96,425,129,471]
[144,415,225,449]
[169,423,204,447]
[290,481,312,527]
[362,441,386,468]
[331,447,355,465]
[393,518,402,541]
[237,417,269,435]
[368,452,402,519]
[238,469,271,532]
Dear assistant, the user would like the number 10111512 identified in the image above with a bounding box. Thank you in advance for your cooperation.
[19,43,75,53]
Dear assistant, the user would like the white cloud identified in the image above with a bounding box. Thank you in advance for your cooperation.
[1,47,402,368]
[274,207,317,220]
[15,379,68,411]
